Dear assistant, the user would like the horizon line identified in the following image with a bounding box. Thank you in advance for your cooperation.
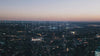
[0,20,100,22]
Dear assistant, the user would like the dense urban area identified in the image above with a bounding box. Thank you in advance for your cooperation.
[0,21,100,56]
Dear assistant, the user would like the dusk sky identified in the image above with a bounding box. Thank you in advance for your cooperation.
[0,0,100,21]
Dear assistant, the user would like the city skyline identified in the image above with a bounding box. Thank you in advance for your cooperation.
[0,0,100,21]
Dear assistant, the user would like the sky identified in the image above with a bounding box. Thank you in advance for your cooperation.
[0,0,100,21]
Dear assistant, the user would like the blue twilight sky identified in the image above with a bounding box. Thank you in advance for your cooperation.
[0,0,100,21]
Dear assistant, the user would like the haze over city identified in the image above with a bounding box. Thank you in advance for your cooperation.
[0,0,100,21]
[1,0,100,56]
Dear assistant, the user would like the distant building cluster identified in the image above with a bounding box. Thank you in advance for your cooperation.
[0,21,100,56]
